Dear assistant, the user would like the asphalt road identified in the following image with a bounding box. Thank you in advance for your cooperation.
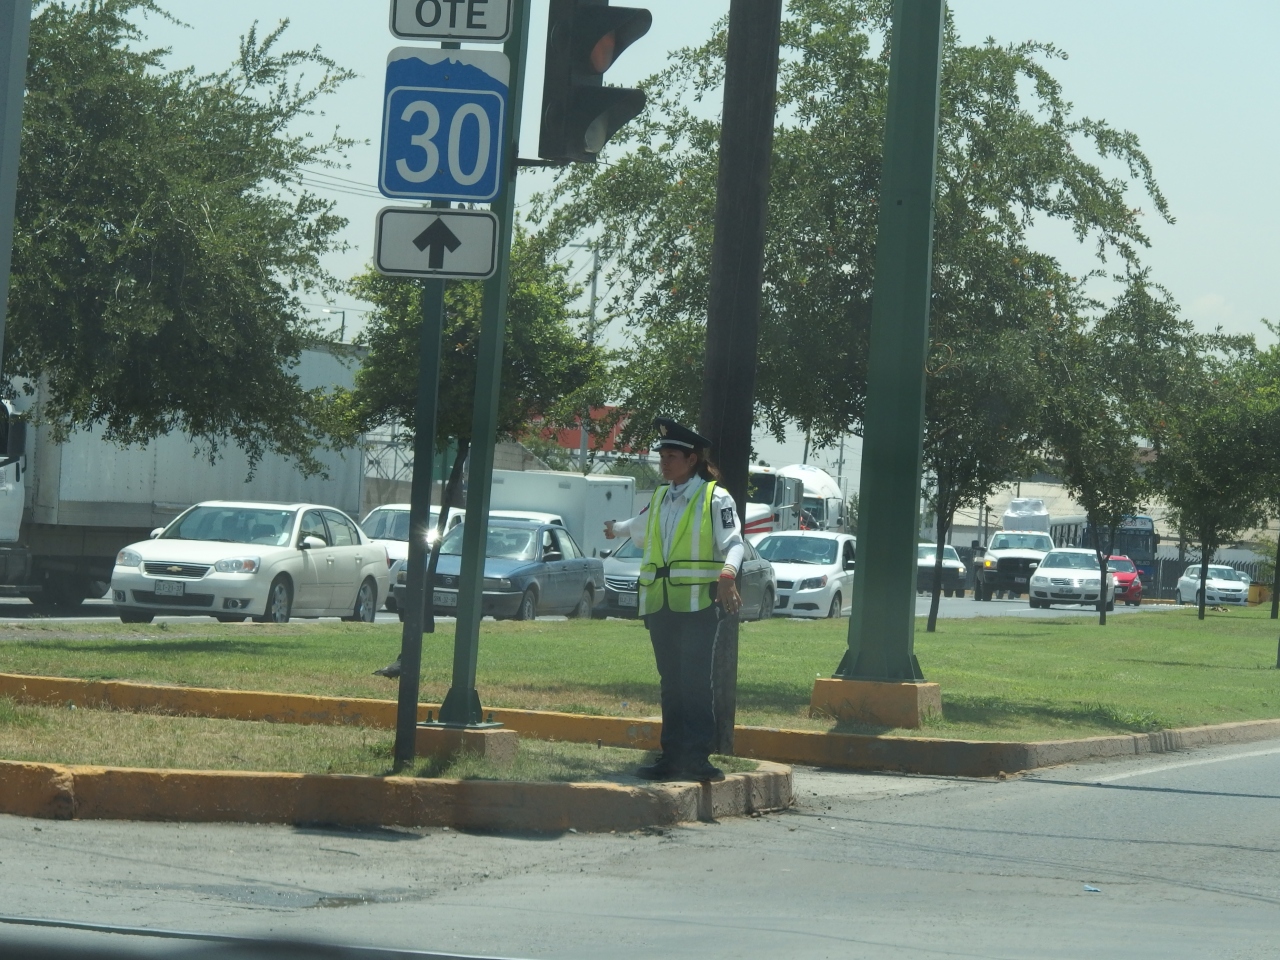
[3,739,1279,959]
[0,593,1176,626]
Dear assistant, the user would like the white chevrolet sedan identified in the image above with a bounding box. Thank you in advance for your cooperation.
[1175,564,1250,606]
[754,531,857,618]
[111,501,389,625]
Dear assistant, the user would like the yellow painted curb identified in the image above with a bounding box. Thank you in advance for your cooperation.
[0,759,792,832]
[5,672,1280,778]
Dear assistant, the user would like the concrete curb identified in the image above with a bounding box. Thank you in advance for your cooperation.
[5,672,1280,778]
[0,759,793,832]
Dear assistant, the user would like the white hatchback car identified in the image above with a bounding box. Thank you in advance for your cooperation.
[1176,564,1250,606]
[360,503,465,610]
[111,501,390,625]
[1027,547,1116,610]
[754,531,857,618]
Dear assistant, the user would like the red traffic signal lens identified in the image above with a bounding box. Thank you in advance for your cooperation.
[590,31,617,73]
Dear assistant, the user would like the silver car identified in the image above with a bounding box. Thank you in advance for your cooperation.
[597,538,777,620]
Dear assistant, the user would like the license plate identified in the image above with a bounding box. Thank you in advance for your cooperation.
[619,592,638,608]
[153,580,184,597]
[1014,577,1028,584]
[433,590,457,607]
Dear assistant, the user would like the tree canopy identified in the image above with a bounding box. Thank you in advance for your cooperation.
[530,0,1171,455]
[338,229,607,447]
[10,1,353,470]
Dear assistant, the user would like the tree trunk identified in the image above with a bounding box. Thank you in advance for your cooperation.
[1198,531,1211,621]
[1271,524,1279,620]
[926,500,952,633]
[422,437,470,635]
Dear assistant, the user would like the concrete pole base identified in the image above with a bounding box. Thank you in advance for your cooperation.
[810,678,942,729]
[414,724,519,765]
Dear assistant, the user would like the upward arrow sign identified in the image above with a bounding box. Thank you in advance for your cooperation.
[413,218,463,268]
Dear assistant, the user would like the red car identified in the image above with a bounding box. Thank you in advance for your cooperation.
[1108,555,1143,606]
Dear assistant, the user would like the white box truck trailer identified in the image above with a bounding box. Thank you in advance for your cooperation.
[0,347,364,610]
[489,469,634,558]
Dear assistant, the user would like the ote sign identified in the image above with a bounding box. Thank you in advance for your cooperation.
[375,207,499,280]
[390,0,512,42]
[379,48,509,203]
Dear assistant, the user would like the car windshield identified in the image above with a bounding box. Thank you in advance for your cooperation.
[612,538,643,560]
[918,544,961,562]
[1042,551,1100,570]
[163,506,296,546]
[1205,566,1243,581]
[1108,558,1137,573]
[439,523,538,561]
[361,508,411,541]
[990,534,1053,551]
[756,536,838,565]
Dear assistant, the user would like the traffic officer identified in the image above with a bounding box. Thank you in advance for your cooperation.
[604,417,744,782]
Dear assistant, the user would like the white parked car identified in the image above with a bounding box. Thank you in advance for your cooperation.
[111,501,390,625]
[754,531,856,618]
[1176,564,1250,606]
[1027,547,1116,610]
[360,503,465,610]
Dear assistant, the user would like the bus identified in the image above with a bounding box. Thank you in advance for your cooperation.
[1049,514,1158,585]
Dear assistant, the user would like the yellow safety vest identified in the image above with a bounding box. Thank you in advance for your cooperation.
[638,481,723,615]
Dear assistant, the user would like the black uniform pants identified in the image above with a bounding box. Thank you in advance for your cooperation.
[644,603,720,764]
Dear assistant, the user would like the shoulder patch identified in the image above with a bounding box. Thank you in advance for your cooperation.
[720,506,736,529]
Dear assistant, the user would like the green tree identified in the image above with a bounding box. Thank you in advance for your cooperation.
[530,0,1169,454]
[339,229,607,448]
[10,1,355,471]
[1156,347,1276,621]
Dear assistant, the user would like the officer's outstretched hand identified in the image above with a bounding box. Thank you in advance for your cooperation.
[603,520,617,540]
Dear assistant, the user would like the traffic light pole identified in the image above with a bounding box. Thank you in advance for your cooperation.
[836,0,945,683]
[698,0,783,754]
[438,0,531,726]
[0,0,31,378]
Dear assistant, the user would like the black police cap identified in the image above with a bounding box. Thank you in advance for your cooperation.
[653,417,711,451]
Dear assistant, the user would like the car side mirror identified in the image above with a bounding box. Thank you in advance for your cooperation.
[599,549,613,559]
[543,550,564,563]
[149,527,164,539]
[844,559,855,570]
[300,536,326,550]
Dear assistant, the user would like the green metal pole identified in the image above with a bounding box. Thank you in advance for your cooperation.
[392,267,446,768]
[838,0,945,682]
[0,0,31,377]
[438,0,530,726]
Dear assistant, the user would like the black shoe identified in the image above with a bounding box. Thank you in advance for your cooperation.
[372,659,401,679]
[682,758,725,782]
[635,756,683,781]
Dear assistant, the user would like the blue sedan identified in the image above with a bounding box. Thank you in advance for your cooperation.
[393,520,604,620]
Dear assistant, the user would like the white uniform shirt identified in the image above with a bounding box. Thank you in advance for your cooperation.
[613,476,745,575]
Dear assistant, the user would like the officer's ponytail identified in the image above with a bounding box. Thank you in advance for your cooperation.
[694,448,720,482]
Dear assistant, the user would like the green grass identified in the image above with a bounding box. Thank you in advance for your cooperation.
[0,696,752,780]
[1,607,1279,742]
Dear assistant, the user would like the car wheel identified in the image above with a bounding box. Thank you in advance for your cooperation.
[343,578,378,623]
[384,594,398,614]
[1106,599,1115,612]
[254,576,292,624]
[955,588,966,599]
[119,611,154,624]
[944,589,954,598]
[1133,596,1141,607]
[567,587,593,619]
[515,587,538,621]
[827,593,842,618]
[1176,590,1184,605]
[756,587,774,621]
[215,615,246,623]
[1028,598,1039,609]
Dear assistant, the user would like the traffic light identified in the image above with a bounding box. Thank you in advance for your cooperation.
[539,0,652,163]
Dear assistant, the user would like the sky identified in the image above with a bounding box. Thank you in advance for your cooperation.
[137,1,1280,493]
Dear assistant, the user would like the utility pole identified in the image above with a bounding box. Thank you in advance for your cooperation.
[570,242,600,472]
[0,0,31,378]
[697,0,783,754]
[835,0,945,685]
